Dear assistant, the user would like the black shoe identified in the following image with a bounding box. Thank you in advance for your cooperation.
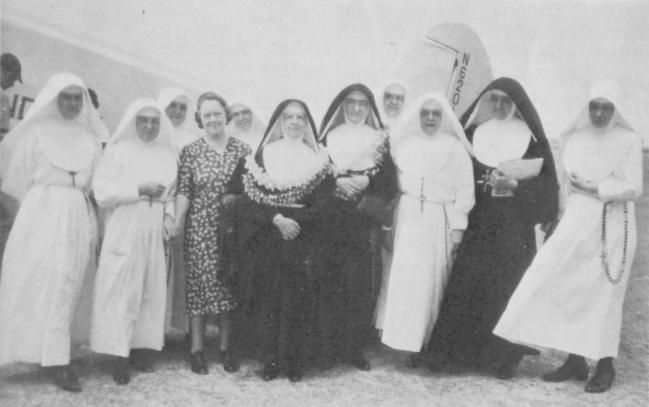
[585,360,615,393]
[350,355,371,371]
[130,349,154,373]
[221,351,239,373]
[112,357,130,385]
[543,356,589,382]
[496,359,518,380]
[51,366,82,392]
[288,369,302,382]
[189,351,208,375]
[409,353,423,368]
[262,362,280,381]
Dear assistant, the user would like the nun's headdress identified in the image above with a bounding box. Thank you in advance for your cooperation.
[319,83,384,144]
[0,72,108,178]
[108,98,177,159]
[560,80,634,138]
[461,77,548,146]
[393,92,473,156]
[254,99,319,168]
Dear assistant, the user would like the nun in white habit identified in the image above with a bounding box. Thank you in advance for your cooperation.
[227,102,266,150]
[494,82,642,393]
[379,79,409,133]
[157,88,198,335]
[91,98,177,385]
[0,73,106,392]
[378,93,475,355]
[157,88,199,152]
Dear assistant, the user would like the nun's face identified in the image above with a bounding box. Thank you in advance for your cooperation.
[383,84,406,118]
[281,102,308,140]
[344,90,370,125]
[231,104,253,132]
[135,107,161,142]
[165,97,188,128]
[490,91,514,121]
[589,98,615,129]
[57,85,84,120]
[419,99,443,136]
[199,99,227,136]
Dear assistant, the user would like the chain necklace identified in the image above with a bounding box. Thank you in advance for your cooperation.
[600,201,629,284]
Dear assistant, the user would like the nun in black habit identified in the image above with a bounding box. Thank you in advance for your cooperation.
[319,83,397,370]
[234,99,334,382]
[425,78,559,379]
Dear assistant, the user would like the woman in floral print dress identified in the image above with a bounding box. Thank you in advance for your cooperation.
[175,92,251,375]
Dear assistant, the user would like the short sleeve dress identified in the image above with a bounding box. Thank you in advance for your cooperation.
[177,136,251,316]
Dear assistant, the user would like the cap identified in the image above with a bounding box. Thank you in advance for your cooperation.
[1,53,23,83]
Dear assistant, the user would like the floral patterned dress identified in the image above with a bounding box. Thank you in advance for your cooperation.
[178,137,251,316]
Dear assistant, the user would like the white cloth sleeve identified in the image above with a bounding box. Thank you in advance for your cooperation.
[597,136,643,203]
[448,142,476,230]
[1,132,39,203]
[92,145,140,208]
[164,181,176,219]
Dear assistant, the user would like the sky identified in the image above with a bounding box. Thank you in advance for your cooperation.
[2,0,648,139]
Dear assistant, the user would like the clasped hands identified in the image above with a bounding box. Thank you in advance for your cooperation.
[273,214,300,240]
[336,175,370,200]
[568,172,598,196]
[489,170,518,192]
[139,182,178,240]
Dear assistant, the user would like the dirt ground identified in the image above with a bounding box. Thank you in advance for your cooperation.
[1,160,648,407]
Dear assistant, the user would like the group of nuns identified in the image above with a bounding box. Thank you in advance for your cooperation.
[0,72,641,395]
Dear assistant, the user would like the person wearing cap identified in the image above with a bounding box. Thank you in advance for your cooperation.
[1,53,23,136]
[0,73,106,392]
[90,99,178,385]
[0,53,22,91]
[494,82,642,393]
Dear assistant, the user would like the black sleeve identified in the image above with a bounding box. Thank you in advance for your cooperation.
[516,139,559,225]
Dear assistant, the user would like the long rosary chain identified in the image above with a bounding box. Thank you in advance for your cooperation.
[600,201,629,284]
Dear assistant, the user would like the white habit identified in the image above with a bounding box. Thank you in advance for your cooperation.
[494,87,642,360]
[378,93,475,352]
[0,73,105,366]
[91,99,177,357]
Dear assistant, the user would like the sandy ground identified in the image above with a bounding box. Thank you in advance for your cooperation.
[1,161,648,407]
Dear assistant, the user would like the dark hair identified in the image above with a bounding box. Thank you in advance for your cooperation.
[194,92,231,128]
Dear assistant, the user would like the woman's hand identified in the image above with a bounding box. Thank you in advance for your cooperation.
[139,182,165,199]
[490,171,518,192]
[273,214,300,240]
[349,175,370,192]
[336,175,369,199]
[451,229,464,259]
[569,172,598,195]
[163,214,177,240]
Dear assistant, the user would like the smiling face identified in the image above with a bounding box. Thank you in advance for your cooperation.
[135,107,161,142]
[57,85,84,120]
[165,96,188,128]
[589,97,615,129]
[280,102,308,141]
[489,90,515,121]
[383,83,406,118]
[419,99,443,136]
[231,103,253,132]
[344,90,370,125]
[199,99,227,137]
